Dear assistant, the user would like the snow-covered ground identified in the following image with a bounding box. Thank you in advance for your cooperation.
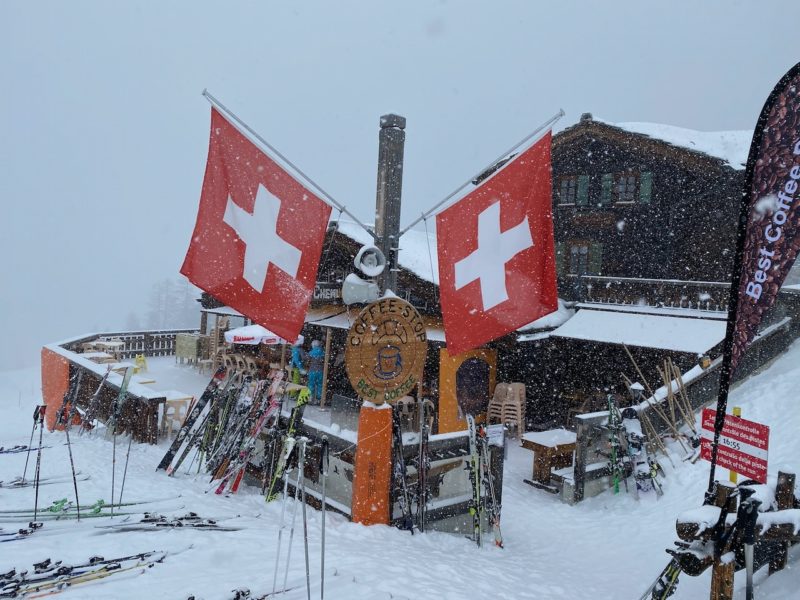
[0,354,798,599]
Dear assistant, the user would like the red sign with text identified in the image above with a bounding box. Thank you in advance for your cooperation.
[700,409,769,483]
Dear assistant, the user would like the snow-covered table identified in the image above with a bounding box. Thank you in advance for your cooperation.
[521,429,577,491]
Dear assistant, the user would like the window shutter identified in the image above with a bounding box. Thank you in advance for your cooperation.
[588,242,603,274]
[555,242,566,275]
[639,171,653,203]
[600,174,613,205]
[576,175,589,206]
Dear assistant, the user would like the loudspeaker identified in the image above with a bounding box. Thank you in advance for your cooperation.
[354,245,386,277]
[342,273,380,305]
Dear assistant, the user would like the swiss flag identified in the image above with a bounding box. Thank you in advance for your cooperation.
[181,108,332,343]
[436,132,557,355]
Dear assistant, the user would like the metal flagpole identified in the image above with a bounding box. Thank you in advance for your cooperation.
[202,90,377,240]
[399,109,565,236]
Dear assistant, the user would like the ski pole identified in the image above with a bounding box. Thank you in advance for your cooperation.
[33,406,46,522]
[62,371,84,521]
[22,406,39,482]
[300,440,311,600]
[283,438,307,592]
[319,436,329,600]
[272,463,294,594]
[117,435,134,508]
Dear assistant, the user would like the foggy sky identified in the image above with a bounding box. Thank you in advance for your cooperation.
[2,1,799,370]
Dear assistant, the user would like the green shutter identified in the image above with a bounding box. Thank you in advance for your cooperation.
[639,171,653,204]
[555,242,566,275]
[600,174,613,205]
[576,175,589,206]
[588,242,603,275]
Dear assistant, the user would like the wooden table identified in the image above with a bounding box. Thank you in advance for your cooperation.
[521,429,577,492]
[159,390,194,437]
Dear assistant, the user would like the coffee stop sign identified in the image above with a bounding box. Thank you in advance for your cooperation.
[345,298,428,403]
[700,408,770,483]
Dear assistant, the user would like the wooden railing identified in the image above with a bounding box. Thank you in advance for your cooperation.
[61,328,199,359]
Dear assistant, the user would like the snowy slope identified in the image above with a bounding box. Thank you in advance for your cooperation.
[0,350,799,599]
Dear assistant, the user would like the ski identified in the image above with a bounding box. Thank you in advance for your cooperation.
[477,423,504,548]
[391,406,415,533]
[94,513,241,532]
[157,366,228,472]
[0,552,168,598]
[0,446,53,455]
[0,494,182,516]
[217,374,287,495]
[465,415,483,547]
[0,474,90,489]
[638,558,681,600]
[263,388,309,502]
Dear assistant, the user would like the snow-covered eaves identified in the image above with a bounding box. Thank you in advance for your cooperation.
[594,118,751,170]
[573,302,727,321]
[550,307,726,354]
[517,298,575,333]
[334,221,438,284]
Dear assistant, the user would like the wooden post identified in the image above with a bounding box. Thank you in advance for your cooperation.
[729,407,741,484]
[710,482,736,600]
[351,402,393,525]
[770,470,796,574]
[320,328,332,409]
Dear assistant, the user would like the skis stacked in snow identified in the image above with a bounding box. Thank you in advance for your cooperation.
[465,416,504,548]
[621,408,664,499]
[211,373,288,495]
[263,388,310,503]
[156,366,230,473]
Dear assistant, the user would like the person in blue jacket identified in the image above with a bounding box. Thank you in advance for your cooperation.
[307,339,325,403]
[289,335,306,384]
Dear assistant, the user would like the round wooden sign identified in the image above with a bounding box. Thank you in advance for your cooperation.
[345,298,428,404]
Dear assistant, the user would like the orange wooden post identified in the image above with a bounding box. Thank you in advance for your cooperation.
[40,347,70,432]
[351,402,393,525]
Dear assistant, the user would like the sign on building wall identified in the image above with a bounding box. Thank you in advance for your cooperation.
[345,298,427,403]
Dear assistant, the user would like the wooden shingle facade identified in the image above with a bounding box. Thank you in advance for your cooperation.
[552,114,745,288]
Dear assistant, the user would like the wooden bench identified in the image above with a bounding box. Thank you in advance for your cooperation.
[521,429,577,493]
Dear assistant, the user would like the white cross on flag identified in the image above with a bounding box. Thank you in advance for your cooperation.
[181,108,332,343]
[436,132,557,354]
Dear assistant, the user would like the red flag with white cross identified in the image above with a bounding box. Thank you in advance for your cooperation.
[436,132,557,355]
[181,108,332,343]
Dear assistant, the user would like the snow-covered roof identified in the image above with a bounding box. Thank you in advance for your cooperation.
[550,307,726,354]
[593,117,752,170]
[334,221,439,284]
[517,298,575,333]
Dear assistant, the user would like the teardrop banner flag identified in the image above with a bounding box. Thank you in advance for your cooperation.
[706,62,800,498]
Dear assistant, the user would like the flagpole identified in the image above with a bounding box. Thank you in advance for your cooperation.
[202,89,377,240]
[398,109,565,235]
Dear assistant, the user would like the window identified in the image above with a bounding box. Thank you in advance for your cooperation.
[567,242,603,275]
[558,175,589,205]
[615,173,638,203]
[559,176,578,204]
[599,171,653,205]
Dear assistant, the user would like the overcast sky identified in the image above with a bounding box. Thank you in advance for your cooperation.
[2,1,799,370]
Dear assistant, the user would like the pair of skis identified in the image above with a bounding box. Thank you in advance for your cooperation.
[465,416,504,548]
